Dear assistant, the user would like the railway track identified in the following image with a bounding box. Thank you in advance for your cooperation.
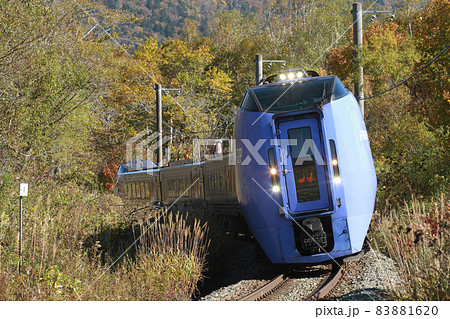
[238,261,345,301]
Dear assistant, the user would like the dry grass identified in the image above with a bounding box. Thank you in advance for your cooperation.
[0,179,208,300]
[371,195,450,300]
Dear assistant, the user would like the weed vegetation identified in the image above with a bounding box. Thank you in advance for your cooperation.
[0,177,208,300]
[371,196,449,300]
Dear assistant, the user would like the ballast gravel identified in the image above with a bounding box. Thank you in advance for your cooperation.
[201,249,402,301]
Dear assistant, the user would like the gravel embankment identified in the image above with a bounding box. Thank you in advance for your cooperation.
[201,248,402,301]
[324,249,403,301]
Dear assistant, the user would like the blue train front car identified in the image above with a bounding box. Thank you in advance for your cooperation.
[234,70,377,263]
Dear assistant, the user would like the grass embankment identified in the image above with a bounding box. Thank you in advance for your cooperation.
[371,195,449,300]
[0,178,208,300]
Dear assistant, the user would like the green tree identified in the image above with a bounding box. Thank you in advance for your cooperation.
[0,0,125,184]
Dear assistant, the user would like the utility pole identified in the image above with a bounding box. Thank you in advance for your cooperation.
[352,3,394,116]
[255,54,263,86]
[169,119,173,163]
[255,54,286,86]
[352,2,364,116]
[155,83,163,168]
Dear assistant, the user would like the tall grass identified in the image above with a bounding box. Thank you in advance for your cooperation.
[0,178,208,300]
[371,195,449,300]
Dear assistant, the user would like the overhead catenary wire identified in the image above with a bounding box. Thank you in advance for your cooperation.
[363,44,450,100]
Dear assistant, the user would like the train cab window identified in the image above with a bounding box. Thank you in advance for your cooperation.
[251,77,333,113]
[240,92,259,111]
[288,127,321,202]
[332,77,349,100]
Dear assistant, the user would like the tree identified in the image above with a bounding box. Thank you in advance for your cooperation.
[0,0,126,184]
[326,5,448,204]
[99,31,234,163]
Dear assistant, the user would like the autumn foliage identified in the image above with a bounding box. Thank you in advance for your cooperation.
[326,1,449,205]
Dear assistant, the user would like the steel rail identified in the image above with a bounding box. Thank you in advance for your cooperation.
[238,274,289,301]
[239,262,345,301]
[304,262,345,301]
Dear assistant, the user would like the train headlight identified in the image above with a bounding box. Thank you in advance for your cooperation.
[268,148,280,194]
[329,140,341,186]
[277,69,308,81]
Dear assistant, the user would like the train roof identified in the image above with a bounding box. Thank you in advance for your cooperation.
[245,74,350,113]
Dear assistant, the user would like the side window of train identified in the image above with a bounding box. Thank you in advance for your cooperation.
[130,183,135,199]
[135,182,139,199]
[333,77,349,100]
[145,181,150,198]
[149,180,153,198]
[141,182,146,199]
[136,182,141,199]
[240,92,259,111]
[134,182,139,199]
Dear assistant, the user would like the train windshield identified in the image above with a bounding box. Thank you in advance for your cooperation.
[251,77,334,112]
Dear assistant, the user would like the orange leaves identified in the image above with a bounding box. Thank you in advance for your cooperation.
[406,0,450,129]
[102,162,120,191]
[413,0,450,54]
[326,45,352,84]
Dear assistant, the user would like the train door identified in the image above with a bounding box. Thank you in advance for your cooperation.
[278,117,330,213]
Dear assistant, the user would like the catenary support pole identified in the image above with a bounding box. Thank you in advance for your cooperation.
[353,2,364,116]
[155,83,163,168]
[255,54,263,86]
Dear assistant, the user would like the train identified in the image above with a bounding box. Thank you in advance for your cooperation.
[116,68,377,264]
